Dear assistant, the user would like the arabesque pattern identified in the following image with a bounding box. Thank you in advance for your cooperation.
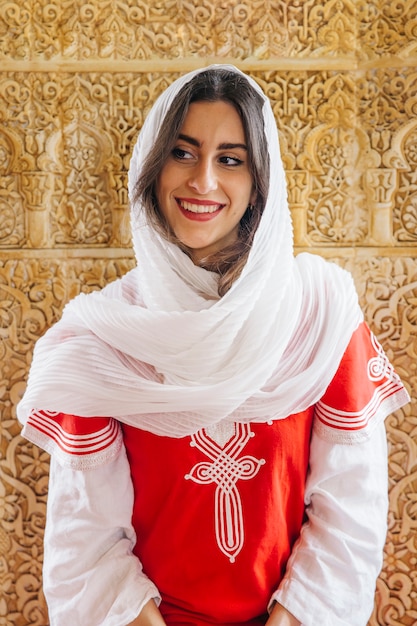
[0,1,416,624]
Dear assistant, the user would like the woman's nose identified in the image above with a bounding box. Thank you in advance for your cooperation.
[187,159,217,194]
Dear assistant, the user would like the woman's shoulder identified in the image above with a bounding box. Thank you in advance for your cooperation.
[294,251,358,300]
[295,251,351,277]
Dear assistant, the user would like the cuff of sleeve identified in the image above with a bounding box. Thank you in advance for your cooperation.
[269,576,369,626]
[268,584,304,624]
[269,580,321,626]
[106,577,162,626]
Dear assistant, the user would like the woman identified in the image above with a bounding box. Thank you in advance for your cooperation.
[17,66,409,626]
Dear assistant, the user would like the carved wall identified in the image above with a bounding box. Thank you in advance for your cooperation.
[0,1,416,624]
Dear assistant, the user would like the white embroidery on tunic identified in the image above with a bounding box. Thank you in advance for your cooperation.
[24,410,123,470]
[205,421,236,447]
[367,333,402,384]
[185,422,265,563]
[315,331,404,432]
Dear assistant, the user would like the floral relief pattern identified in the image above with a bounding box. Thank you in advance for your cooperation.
[1,0,416,624]
[0,0,416,61]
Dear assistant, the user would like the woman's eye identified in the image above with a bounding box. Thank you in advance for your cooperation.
[172,147,193,160]
[219,155,243,166]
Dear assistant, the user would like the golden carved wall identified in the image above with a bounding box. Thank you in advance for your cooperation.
[1,1,416,624]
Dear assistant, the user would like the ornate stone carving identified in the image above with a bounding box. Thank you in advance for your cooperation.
[358,0,417,59]
[345,255,417,626]
[390,122,417,243]
[1,1,415,62]
[0,126,25,247]
[1,1,416,624]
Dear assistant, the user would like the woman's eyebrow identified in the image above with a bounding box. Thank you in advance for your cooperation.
[178,133,200,147]
[178,134,247,151]
[219,142,247,151]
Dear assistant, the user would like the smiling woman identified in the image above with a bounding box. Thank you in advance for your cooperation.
[155,100,255,263]
[135,66,268,296]
[17,66,409,626]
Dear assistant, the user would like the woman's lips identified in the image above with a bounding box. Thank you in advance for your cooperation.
[176,198,224,221]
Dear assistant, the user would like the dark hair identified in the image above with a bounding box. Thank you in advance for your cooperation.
[134,68,270,296]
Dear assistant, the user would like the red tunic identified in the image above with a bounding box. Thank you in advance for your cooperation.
[23,322,408,625]
[120,321,405,625]
[123,410,313,625]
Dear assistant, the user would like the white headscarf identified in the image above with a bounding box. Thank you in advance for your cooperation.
[17,65,363,438]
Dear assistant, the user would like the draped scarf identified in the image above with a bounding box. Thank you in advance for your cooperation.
[17,65,363,438]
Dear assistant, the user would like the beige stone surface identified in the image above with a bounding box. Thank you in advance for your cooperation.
[0,1,416,624]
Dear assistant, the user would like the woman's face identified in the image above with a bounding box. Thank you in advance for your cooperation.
[156,100,256,264]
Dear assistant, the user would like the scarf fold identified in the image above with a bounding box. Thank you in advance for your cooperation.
[17,65,363,438]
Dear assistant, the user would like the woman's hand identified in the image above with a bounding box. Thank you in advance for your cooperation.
[127,598,299,626]
[127,599,167,626]
[265,602,301,626]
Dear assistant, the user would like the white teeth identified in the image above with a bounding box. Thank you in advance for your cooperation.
[181,200,221,214]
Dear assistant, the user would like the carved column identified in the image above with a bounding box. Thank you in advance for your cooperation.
[366,168,396,245]
[286,169,311,246]
[21,172,53,248]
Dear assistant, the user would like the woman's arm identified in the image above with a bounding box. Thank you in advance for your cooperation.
[269,421,389,626]
[44,446,161,626]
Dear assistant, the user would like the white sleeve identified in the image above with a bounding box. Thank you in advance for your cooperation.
[270,421,388,626]
[44,444,161,626]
